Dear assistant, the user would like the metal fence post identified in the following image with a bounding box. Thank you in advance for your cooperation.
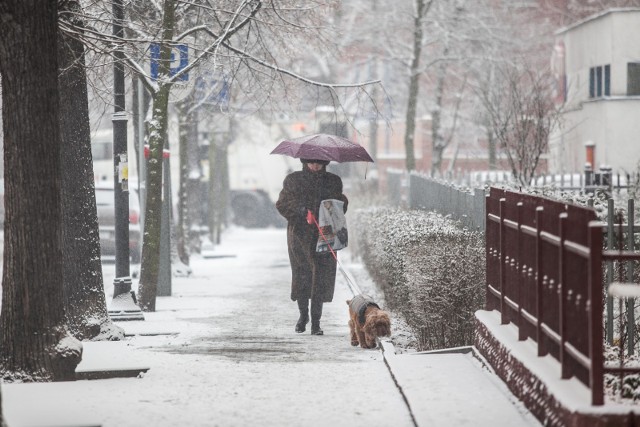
[589,222,605,406]
[628,199,635,354]
[535,206,546,357]
[476,188,486,232]
[606,199,615,344]
[559,212,569,379]
[500,198,507,325]
[517,202,525,341]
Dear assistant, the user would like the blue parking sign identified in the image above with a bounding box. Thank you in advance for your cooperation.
[150,43,188,81]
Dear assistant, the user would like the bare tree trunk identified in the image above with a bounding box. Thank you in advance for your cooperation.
[431,61,447,176]
[403,0,432,172]
[58,0,125,341]
[137,0,177,311]
[138,83,171,311]
[0,0,81,381]
[403,2,424,171]
[487,126,497,170]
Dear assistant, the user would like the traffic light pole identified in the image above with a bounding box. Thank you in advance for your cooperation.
[108,0,143,321]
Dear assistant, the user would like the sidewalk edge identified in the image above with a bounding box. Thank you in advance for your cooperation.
[379,339,420,427]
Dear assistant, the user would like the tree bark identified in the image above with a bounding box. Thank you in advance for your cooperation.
[137,0,177,311]
[138,84,171,311]
[0,0,81,381]
[58,1,125,341]
[430,62,446,176]
[403,0,431,171]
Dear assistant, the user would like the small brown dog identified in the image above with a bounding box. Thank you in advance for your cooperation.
[347,294,391,349]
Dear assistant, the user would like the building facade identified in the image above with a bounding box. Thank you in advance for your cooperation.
[550,8,640,174]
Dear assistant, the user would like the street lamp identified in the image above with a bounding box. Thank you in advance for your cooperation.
[108,0,144,321]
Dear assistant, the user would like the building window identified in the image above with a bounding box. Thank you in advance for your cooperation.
[589,65,611,98]
[628,63,640,96]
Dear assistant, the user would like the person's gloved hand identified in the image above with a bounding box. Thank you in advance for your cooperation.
[306,209,315,225]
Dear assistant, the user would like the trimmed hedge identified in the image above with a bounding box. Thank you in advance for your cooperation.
[352,207,485,351]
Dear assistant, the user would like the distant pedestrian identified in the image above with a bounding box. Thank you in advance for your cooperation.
[276,159,348,335]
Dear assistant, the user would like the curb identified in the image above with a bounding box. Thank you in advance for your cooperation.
[380,339,420,427]
[342,261,419,426]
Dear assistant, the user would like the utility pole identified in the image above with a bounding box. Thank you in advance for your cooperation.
[108,0,144,321]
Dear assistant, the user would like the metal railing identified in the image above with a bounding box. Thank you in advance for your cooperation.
[407,172,486,231]
[486,187,605,405]
[393,171,640,403]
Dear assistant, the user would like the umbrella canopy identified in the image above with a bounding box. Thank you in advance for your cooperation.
[270,133,374,163]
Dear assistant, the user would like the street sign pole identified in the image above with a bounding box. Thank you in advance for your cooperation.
[158,148,172,296]
[109,0,144,321]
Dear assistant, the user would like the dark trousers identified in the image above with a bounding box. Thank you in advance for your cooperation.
[297,296,323,326]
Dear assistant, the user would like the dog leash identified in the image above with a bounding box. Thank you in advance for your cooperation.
[308,210,361,296]
[307,210,362,296]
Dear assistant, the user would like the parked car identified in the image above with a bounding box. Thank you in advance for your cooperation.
[229,189,285,228]
[95,181,142,263]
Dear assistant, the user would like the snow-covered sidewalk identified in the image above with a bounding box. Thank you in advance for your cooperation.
[2,227,540,427]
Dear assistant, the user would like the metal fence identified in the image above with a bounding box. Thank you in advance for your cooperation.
[530,170,635,192]
[407,173,486,231]
[448,169,637,193]
[602,199,638,352]
[407,175,639,354]
[409,173,486,231]
[486,187,605,405]
[397,173,640,403]
[600,203,640,392]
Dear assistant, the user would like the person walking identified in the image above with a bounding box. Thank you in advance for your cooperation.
[276,159,348,335]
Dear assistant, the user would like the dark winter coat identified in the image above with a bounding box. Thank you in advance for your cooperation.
[276,164,348,302]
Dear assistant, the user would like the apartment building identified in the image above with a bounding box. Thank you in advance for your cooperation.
[550,8,640,174]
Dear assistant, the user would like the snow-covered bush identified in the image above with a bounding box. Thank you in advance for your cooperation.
[352,207,485,351]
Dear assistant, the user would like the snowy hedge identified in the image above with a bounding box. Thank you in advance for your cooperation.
[352,207,485,351]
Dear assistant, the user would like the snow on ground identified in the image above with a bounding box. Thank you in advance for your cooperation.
[1,227,548,427]
[3,227,414,427]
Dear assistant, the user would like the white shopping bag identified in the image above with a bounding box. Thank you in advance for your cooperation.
[315,199,348,252]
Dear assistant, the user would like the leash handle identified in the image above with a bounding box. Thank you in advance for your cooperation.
[312,214,338,261]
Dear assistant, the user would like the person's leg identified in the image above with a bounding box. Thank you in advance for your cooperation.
[290,236,313,333]
[295,298,309,333]
[310,295,323,335]
[310,253,336,336]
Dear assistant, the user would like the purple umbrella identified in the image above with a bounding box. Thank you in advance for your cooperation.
[270,133,374,163]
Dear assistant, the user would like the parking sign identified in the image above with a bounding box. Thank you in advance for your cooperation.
[150,43,188,81]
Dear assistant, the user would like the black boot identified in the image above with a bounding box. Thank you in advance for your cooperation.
[310,298,323,335]
[295,299,309,333]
